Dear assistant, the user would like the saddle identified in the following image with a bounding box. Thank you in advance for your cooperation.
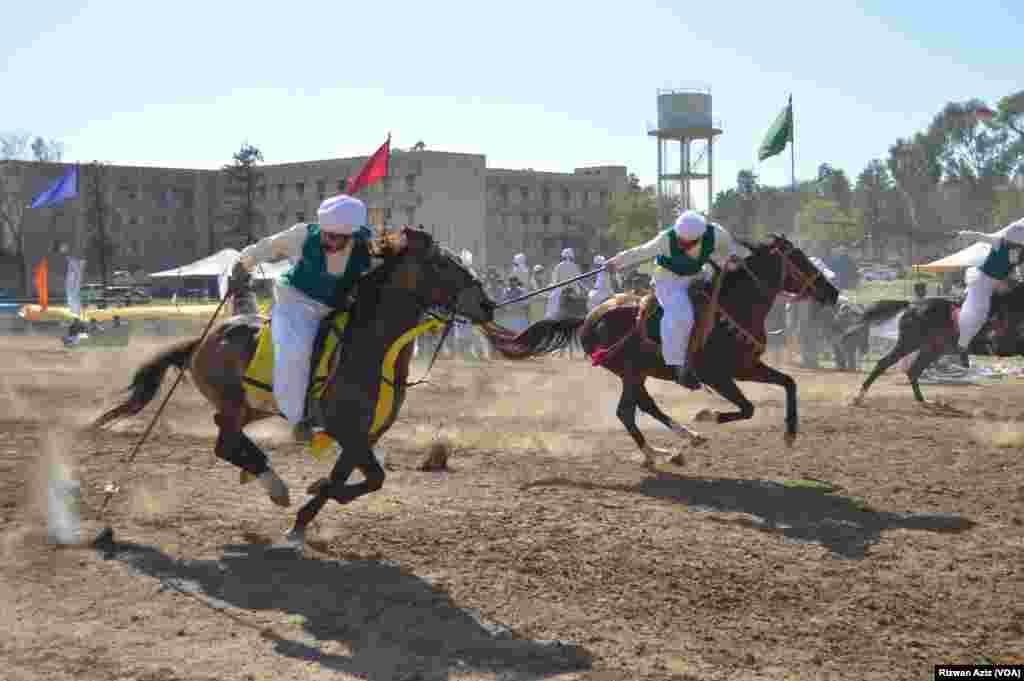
[637,277,717,361]
[242,311,352,417]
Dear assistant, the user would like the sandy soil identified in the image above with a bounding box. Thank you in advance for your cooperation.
[0,334,1022,681]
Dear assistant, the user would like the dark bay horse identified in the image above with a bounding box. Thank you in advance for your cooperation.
[849,283,1024,405]
[94,228,494,547]
[481,235,839,466]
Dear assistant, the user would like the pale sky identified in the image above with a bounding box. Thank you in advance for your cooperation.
[3,0,1021,210]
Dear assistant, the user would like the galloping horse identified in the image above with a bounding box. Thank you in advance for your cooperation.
[481,235,839,465]
[849,282,1024,405]
[94,228,494,546]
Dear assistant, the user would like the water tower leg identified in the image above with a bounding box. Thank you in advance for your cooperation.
[707,137,714,218]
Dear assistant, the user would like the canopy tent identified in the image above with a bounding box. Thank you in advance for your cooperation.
[150,249,241,278]
[150,250,292,281]
[913,242,991,273]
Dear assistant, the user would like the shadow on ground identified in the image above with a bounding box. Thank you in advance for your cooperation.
[101,541,591,680]
[522,473,976,559]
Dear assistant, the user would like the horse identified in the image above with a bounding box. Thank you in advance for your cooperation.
[849,283,1024,405]
[480,235,839,466]
[93,227,494,547]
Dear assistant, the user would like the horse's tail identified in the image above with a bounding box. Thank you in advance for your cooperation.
[482,318,586,359]
[842,299,909,343]
[92,338,200,429]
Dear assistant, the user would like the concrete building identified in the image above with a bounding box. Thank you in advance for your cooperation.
[1,150,628,293]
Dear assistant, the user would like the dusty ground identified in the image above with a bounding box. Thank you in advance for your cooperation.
[0,334,1022,681]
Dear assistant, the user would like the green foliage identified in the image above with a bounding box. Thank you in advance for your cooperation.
[796,197,863,248]
[221,143,266,246]
[607,185,659,247]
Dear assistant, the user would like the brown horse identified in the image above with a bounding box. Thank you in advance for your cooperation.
[94,227,494,547]
[481,235,839,465]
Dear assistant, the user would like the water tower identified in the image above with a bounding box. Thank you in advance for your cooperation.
[647,87,721,223]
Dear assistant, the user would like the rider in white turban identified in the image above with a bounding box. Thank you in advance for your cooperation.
[956,218,1024,353]
[606,210,739,389]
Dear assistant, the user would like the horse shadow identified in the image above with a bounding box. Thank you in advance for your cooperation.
[100,541,591,680]
[523,473,976,559]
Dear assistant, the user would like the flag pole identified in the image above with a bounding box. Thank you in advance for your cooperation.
[789,94,795,192]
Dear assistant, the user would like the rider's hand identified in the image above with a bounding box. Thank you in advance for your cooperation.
[604,258,620,273]
[239,255,256,272]
[724,256,740,272]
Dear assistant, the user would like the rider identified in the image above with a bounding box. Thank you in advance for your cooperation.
[545,247,583,319]
[955,217,1024,354]
[605,210,740,390]
[236,193,381,442]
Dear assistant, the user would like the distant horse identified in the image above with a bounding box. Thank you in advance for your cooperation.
[848,284,1024,405]
[481,235,839,465]
[93,228,494,547]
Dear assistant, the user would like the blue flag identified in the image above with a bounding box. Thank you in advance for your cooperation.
[30,166,79,208]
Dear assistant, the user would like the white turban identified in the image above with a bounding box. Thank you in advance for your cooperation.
[593,254,606,266]
[992,218,1024,244]
[317,194,367,235]
[673,210,706,241]
[513,253,527,266]
[561,247,575,260]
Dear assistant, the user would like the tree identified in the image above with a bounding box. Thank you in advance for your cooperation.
[928,99,1015,228]
[607,184,658,247]
[412,141,426,152]
[854,159,895,259]
[816,163,852,212]
[220,143,265,248]
[795,197,863,250]
[0,133,64,294]
[85,161,115,287]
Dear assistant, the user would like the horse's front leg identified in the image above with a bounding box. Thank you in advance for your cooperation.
[737,361,798,447]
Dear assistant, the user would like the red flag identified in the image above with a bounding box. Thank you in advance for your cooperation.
[33,257,49,311]
[347,135,391,195]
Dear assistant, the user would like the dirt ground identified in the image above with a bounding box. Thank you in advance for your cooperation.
[1,334,1021,681]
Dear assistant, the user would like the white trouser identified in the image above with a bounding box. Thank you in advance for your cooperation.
[958,270,996,350]
[545,289,563,319]
[271,298,328,425]
[654,274,696,367]
[588,273,613,311]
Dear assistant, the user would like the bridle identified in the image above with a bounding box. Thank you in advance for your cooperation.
[740,238,823,303]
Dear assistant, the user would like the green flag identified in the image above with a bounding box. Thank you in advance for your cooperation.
[758,98,792,161]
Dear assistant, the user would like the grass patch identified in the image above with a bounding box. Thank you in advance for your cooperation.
[782,478,836,493]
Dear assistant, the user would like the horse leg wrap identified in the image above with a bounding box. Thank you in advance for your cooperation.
[215,424,270,477]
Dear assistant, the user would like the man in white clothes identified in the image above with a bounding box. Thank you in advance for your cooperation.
[236,194,382,442]
[955,218,1024,353]
[588,254,615,311]
[545,247,583,319]
[605,210,739,389]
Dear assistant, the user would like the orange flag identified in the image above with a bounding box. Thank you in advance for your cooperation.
[33,258,49,311]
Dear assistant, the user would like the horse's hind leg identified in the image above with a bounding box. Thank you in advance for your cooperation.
[214,412,290,507]
[616,381,659,468]
[851,337,919,405]
[633,382,707,465]
[736,361,798,447]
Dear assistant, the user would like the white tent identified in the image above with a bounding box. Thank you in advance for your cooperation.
[250,259,293,280]
[150,249,241,278]
[913,242,991,272]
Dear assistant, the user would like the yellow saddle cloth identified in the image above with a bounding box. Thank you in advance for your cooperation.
[239,313,447,481]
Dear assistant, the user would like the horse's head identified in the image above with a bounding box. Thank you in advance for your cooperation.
[739,234,840,306]
[369,226,495,324]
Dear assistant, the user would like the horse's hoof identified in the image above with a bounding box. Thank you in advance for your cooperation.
[689,434,709,447]
[849,395,865,407]
[306,478,330,496]
[284,527,305,551]
[668,452,686,466]
[259,471,291,508]
[694,409,716,423]
[783,432,797,448]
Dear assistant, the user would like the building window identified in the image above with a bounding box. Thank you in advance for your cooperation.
[382,176,392,192]
[278,212,286,225]
[562,188,571,207]
[276,184,285,201]
[385,208,393,221]
[128,216,138,225]
[296,182,305,198]
[132,240,142,256]
[520,186,529,202]
[500,185,509,206]
[542,214,551,227]
[316,179,326,198]
[521,213,530,226]
[257,186,266,200]
[296,211,306,223]
[405,175,416,191]
[405,208,415,224]
[542,187,551,207]
[582,190,590,206]
[599,190,608,206]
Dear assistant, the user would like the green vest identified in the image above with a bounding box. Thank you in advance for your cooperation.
[655,223,716,276]
[980,239,1013,280]
[279,224,372,306]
